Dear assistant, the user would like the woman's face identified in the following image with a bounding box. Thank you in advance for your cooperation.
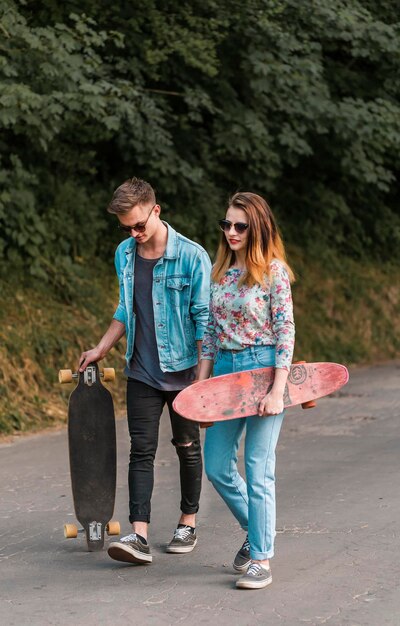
[224,207,249,254]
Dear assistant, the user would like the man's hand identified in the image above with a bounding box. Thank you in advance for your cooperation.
[78,347,104,372]
[192,363,202,383]
[258,391,284,417]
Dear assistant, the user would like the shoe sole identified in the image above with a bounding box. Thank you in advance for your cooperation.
[233,559,252,573]
[108,543,152,564]
[236,576,272,589]
[166,538,198,554]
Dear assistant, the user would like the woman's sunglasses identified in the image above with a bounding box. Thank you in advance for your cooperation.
[218,219,249,234]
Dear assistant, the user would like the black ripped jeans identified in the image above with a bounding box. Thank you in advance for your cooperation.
[126,379,202,523]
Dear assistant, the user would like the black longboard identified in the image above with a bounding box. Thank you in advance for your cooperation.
[59,363,120,551]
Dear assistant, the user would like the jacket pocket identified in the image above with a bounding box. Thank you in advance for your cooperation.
[166,276,191,308]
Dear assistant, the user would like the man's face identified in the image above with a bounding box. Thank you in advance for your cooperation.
[118,202,160,244]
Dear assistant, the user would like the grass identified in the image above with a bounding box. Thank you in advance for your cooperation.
[0,255,399,435]
[292,253,400,363]
[0,261,126,435]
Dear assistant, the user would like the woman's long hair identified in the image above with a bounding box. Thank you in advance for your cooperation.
[212,192,294,286]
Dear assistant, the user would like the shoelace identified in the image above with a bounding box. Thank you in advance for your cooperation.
[242,536,250,552]
[121,533,138,543]
[174,526,192,540]
[247,563,264,576]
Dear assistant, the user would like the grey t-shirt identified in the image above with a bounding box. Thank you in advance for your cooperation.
[125,253,196,390]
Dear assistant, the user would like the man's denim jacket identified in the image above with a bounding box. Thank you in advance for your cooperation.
[113,222,212,372]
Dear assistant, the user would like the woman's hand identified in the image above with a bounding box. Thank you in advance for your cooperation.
[258,367,288,416]
[258,391,284,417]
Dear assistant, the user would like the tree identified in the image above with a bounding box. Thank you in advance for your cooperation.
[1,0,399,286]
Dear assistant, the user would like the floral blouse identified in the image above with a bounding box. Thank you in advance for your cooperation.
[201,260,295,371]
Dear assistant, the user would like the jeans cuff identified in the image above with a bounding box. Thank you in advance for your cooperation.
[180,505,199,514]
[250,550,274,560]
[129,514,150,523]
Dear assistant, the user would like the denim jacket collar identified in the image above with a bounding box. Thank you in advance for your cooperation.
[124,222,179,259]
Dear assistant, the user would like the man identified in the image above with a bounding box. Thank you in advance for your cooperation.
[79,177,211,564]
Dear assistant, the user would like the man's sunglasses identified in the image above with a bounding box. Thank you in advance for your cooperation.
[218,219,249,234]
[118,204,156,234]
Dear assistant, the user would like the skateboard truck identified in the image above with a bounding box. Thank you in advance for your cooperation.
[86,520,120,541]
[84,367,97,386]
[59,365,116,385]
[64,522,105,542]
[88,521,103,542]
[64,521,121,540]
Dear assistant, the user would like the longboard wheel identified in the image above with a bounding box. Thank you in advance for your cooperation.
[102,368,115,382]
[200,422,214,429]
[106,521,120,536]
[59,369,73,384]
[64,523,78,538]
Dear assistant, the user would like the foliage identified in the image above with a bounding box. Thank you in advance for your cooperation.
[0,261,126,434]
[0,0,399,279]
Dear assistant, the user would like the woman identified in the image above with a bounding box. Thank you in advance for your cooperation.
[198,192,295,589]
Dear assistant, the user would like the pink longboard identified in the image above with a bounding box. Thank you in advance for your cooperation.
[173,362,349,424]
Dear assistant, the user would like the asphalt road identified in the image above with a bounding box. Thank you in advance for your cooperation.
[1,362,399,625]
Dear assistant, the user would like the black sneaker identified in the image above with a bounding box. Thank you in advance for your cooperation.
[108,533,152,564]
[233,535,251,572]
[236,562,272,589]
[166,525,197,553]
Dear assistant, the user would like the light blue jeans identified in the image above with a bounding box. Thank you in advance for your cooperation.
[204,346,284,560]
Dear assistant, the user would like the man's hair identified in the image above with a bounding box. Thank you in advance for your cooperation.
[107,177,156,215]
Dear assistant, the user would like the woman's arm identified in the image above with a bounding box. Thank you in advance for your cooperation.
[270,261,295,371]
[258,261,294,416]
[258,367,288,416]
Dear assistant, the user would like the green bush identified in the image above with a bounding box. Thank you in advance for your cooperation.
[0,0,399,284]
